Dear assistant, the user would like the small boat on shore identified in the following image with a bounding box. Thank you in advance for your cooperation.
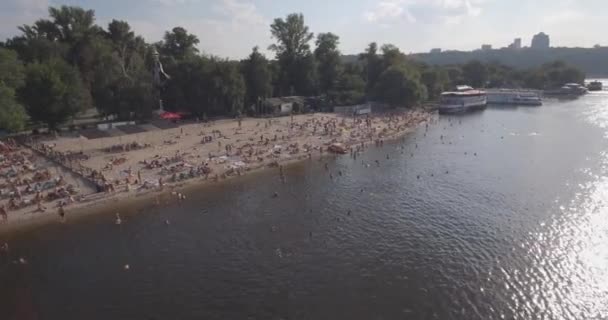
[486,89,542,106]
[439,86,487,114]
[587,81,603,91]
[544,83,588,97]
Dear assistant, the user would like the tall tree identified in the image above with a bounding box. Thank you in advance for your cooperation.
[329,63,366,106]
[0,48,25,89]
[462,60,488,88]
[47,6,103,91]
[373,65,427,107]
[90,20,153,120]
[358,42,382,95]
[241,47,272,114]
[269,13,315,96]
[0,48,27,132]
[6,21,68,63]
[209,60,246,116]
[161,27,199,61]
[380,44,407,70]
[19,59,88,129]
[421,67,450,99]
[314,33,342,96]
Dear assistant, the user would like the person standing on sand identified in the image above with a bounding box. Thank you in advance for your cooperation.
[0,205,7,222]
[36,199,46,212]
[137,170,142,184]
[58,204,65,222]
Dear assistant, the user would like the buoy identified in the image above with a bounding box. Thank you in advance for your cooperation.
[124,264,130,270]
[165,220,170,225]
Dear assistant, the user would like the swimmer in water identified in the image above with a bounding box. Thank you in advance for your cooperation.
[115,213,122,225]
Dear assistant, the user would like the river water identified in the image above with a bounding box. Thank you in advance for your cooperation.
[2,90,608,319]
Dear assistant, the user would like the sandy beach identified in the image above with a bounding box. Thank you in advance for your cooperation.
[0,110,432,234]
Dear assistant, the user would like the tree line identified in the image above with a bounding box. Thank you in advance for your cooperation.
[413,46,608,77]
[0,6,586,132]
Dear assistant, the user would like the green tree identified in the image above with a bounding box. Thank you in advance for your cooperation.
[462,60,488,87]
[329,63,366,106]
[6,21,69,63]
[47,6,103,91]
[209,60,246,116]
[90,20,153,119]
[0,48,27,132]
[0,86,28,132]
[421,67,449,99]
[381,44,407,69]
[522,61,585,89]
[314,33,342,95]
[19,59,88,129]
[358,42,382,95]
[445,66,464,86]
[163,56,245,117]
[162,56,210,114]
[0,48,25,88]
[373,65,427,107]
[241,47,272,114]
[161,27,199,61]
[269,13,315,96]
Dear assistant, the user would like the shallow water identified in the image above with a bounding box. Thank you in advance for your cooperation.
[2,91,608,319]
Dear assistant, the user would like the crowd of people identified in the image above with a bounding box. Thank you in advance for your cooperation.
[0,110,431,226]
[0,139,81,223]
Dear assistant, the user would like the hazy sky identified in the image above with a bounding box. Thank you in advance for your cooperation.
[1,0,605,58]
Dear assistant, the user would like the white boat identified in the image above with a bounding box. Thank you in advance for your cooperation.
[486,89,542,106]
[439,86,487,113]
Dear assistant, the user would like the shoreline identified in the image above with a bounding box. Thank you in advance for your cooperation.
[0,111,434,236]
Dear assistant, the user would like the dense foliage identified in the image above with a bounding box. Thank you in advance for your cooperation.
[0,48,27,132]
[0,5,588,132]
[412,47,608,77]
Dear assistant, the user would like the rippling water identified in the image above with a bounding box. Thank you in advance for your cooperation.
[2,91,608,319]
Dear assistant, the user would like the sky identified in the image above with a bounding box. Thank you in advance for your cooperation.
[1,0,606,59]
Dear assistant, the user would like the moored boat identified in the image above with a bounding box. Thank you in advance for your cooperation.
[545,83,588,96]
[439,86,487,114]
[486,89,542,106]
[587,81,603,91]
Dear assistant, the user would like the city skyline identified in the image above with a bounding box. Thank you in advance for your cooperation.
[1,0,606,58]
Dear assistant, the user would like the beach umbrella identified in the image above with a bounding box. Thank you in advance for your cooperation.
[160,112,182,120]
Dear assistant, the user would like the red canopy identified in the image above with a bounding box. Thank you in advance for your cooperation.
[159,112,182,120]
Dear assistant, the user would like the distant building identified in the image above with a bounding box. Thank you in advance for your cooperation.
[481,44,492,51]
[531,32,550,49]
[508,38,522,49]
[430,48,442,54]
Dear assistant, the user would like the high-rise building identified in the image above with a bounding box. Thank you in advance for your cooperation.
[508,38,522,49]
[513,38,521,49]
[430,48,442,54]
[531,32,550,49]
[481,44,492,51]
